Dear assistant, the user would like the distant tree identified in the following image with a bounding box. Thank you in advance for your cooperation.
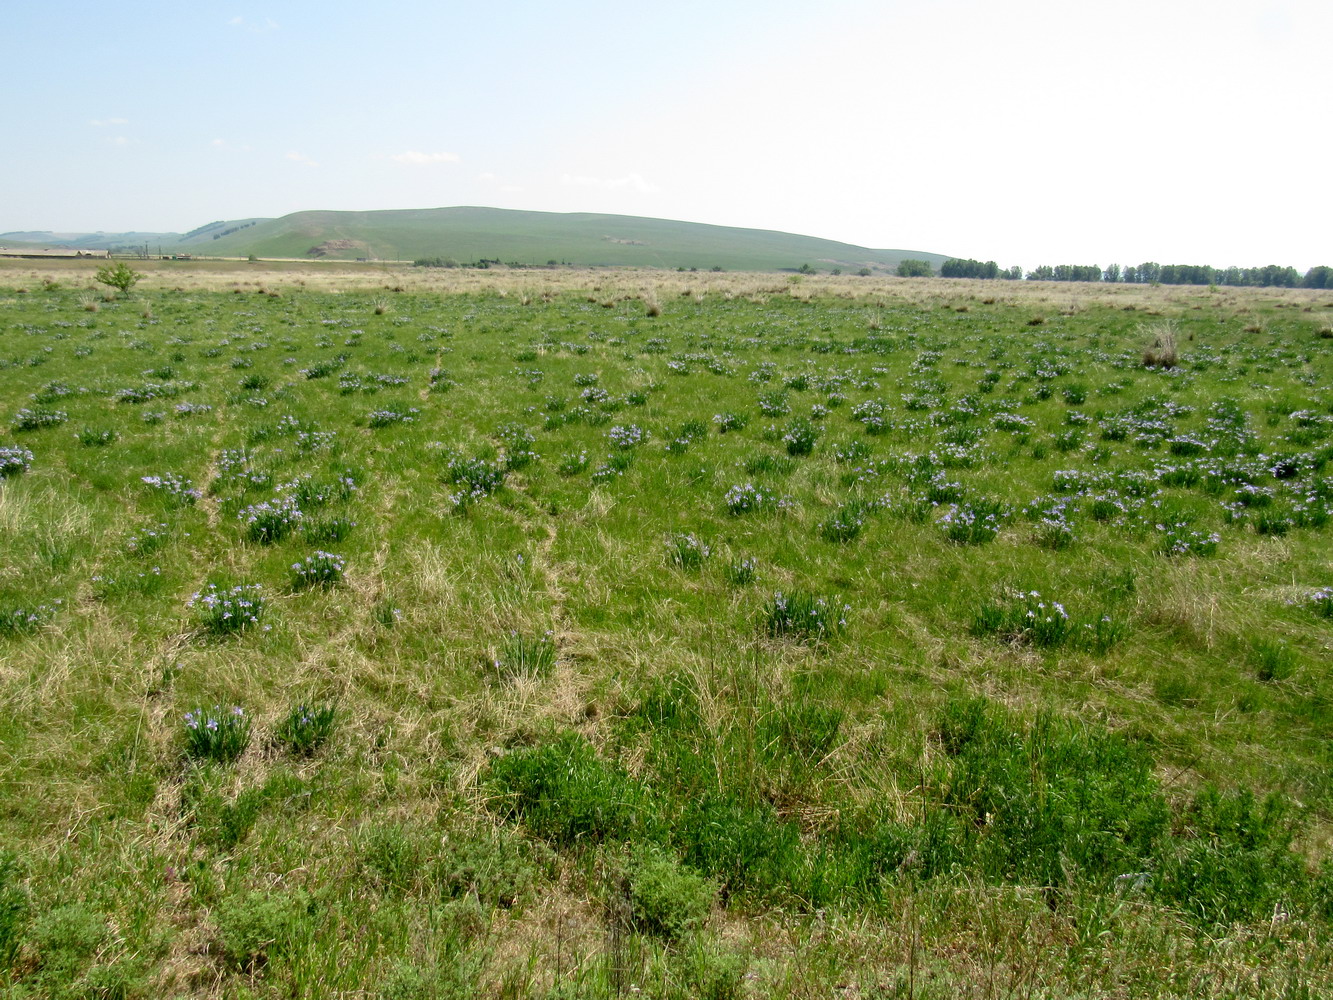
[1304,266,1333,289]
[1026,265,1054,281]
[896,259,933,278]
[1001,265,1023,280]
[940,258,1000,279]
[797,263,817,275]
[857,267,872,277]
[1103,263,1121,283]
[831,267,842,276]
[94,261,142,295]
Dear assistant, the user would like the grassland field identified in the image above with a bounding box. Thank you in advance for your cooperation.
[2,259,1333,998]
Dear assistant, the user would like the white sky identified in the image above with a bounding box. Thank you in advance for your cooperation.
[3,0,1329,269]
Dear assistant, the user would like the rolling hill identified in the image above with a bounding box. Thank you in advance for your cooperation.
[6,208,950,272]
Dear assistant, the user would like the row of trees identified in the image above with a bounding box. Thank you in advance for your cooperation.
[933,257,1332,288]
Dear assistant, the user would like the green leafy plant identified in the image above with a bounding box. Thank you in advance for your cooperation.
[274,702,337,755]
[94,261,143,296]
[183,705,252,763]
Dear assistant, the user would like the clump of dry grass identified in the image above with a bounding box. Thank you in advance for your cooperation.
[1142,320,1179,368]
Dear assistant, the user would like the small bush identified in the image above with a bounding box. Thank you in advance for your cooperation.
[240,496,303,543]
[1155,787,1305,925]
[94,261,143,295]
[435,826,555,908]
[486,733,654,847]
[624,846,715,940]
[27,902,107,984]
[214,889,313,972]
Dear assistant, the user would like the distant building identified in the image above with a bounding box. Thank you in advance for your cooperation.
[0,247,111,259]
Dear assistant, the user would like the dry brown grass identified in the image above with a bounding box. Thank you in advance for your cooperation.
[7,257,1333,318]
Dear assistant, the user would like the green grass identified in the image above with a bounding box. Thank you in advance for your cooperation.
[1,274,1333,996]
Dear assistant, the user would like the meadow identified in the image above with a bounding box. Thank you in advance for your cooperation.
[2,260,1333,998]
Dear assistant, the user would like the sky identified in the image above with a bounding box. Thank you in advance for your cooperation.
[3,0,1329,269]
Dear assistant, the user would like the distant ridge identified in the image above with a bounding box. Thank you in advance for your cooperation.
[4,207,948,273]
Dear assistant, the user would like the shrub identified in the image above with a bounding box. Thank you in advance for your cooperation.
[27,902,107,985]
[939,497,1009,545]
[973,590,1125,653]
[485,733,655,847]
[557,449,590,476]
[367,405,419,427]
[183,705,252,763]
[214,889,313,972]
[935,700,1169,890]
[1155,787,1305,925]
[818,501,870,543]
[435,826,555,908]
[724,482,776,515]
[624,846,715,940]
[274,703,337,755]
[94,261,142,295]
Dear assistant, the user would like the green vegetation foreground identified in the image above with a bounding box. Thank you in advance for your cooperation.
[2,269,1333,998]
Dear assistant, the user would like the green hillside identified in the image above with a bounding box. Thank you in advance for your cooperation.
[202,206,948,272]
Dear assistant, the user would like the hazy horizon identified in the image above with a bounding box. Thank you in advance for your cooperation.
[3,0,1329,270]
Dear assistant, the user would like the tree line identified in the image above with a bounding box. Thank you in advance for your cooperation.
[932,257,1333,288]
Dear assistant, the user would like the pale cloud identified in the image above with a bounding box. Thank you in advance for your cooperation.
[211,138,227,147]
[228,16,279,32]
[88,117,128,127]
[109,136,131,146]
[560,172,660,194]
[389,151,461,165]
[285,151,318,167]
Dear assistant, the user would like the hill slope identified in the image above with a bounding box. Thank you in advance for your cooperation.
[200,206,948,271]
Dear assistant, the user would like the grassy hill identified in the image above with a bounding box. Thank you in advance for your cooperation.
[200,206,948,272]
